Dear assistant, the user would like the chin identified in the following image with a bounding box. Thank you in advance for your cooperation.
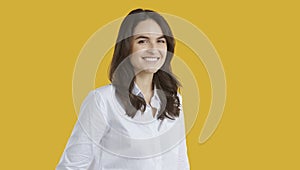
[140,68,160,74]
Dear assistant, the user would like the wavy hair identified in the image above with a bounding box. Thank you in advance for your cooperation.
[109,8,181,121]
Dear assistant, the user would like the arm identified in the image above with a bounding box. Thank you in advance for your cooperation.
[56,90,109,170]
[177,93,190,170]
[178,138,190,170]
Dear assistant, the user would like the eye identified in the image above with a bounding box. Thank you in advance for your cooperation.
[137,39,147,44]
[157,39,166,43]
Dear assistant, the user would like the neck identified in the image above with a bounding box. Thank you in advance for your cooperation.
[134,71,154,103]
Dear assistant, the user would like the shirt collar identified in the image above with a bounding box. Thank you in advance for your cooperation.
[132,82,161,104]
[132,82,143,97]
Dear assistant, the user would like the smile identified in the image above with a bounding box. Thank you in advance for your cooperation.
[142,57,160,61]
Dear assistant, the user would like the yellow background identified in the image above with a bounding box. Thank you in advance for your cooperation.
[1,0,299,169]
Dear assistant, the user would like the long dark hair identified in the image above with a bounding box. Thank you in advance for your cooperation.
[109,8,181,121]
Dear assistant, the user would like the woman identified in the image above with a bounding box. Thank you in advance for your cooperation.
[57,8,190,170]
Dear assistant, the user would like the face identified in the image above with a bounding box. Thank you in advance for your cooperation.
[130,19,167,74]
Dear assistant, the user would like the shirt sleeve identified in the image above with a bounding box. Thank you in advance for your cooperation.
[177,93,190,170]
[56,90,109,170]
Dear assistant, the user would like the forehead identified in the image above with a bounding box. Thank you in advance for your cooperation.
[133,19,164,37]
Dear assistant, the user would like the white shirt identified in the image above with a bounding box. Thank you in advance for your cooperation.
[56,84,190,170]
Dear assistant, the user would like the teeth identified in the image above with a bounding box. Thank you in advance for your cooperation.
[143,57,159,61]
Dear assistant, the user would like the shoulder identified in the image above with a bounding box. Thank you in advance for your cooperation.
[90,84,116,107]
[93,84,115,98]
[80,84,114,115]
[82,84,114,105]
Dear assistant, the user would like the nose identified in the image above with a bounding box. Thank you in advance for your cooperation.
[147,41,158,53]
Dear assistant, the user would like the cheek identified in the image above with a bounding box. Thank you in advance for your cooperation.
[129,53,142,69]
[131,46,138,54]
[131,43,145,54]
[131,46,145,59]
[160,48,167,58]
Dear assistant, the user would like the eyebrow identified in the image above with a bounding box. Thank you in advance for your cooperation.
[134,35,165,40]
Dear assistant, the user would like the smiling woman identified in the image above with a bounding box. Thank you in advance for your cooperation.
[130,19,167,75]
[56,8,190,170]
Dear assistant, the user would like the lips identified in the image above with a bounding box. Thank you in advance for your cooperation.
[142,57,160,61]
